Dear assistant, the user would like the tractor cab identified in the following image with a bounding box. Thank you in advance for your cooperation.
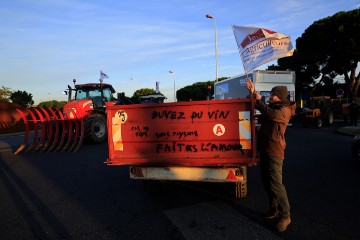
[63,79,117,111]
[74,83,116,108]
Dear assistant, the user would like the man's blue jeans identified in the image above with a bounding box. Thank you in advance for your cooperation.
[260,153,290,218]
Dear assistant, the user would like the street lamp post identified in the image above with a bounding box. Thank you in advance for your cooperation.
[169,70,176,102]
[206,13,218,82]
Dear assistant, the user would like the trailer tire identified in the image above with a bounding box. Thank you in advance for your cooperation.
[235,166,247,199]
[84,114,107,143]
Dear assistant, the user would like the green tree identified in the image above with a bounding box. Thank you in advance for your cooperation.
[131,88,157,103]
[267,50,320,101]
[176,77,229,102]
[10,90,34,107]
[37,100,67,108]
[0,86,12,102]
[271,8,360,99]
[177,80,216,101]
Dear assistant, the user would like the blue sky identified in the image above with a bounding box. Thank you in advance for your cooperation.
[1,0,359,104]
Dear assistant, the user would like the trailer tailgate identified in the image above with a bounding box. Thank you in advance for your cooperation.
[106,99,258,166]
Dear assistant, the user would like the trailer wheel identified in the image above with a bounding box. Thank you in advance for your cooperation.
[84,114,107,143]
[235,166,247,199]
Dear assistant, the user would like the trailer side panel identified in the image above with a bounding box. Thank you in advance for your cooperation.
[106,99,257,166]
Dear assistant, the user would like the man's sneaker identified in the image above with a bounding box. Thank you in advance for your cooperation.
[261,210,279,219]
[276,217,291,232]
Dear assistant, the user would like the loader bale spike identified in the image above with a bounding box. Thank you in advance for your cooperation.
[39,108,53,152]
[47,108,61,152]
[69,115,84,153]
[61,108,76,152]
[60,120,73,152]
[24,108,39,153]
[72,117,84,153]
[55,108,67,152]
[33,108,47,151]
[14,109,30,155]
[66,108,85,153]
[69,116,80,152]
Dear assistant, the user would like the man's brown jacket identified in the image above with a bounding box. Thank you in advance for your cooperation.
[256,100,296,160]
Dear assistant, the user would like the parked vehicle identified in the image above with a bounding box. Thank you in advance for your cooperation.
[301,96,334,128]
[214,70,295,102]
[62,80,117,143]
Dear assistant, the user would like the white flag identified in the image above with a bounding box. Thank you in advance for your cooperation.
[100,70,109,79]
[232,25,294,73]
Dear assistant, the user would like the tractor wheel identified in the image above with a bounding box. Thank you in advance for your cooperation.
[84,114,107,143]
[324,111,334,126]
[316,117,323,128]
[234,166,247,199]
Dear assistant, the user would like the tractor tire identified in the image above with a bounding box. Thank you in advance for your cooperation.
[324,111,334,126]
[84,114,107,143]
[234,166,247,199]
[316,117,323,128]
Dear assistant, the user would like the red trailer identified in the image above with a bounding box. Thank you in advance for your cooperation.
[105,98,258,198]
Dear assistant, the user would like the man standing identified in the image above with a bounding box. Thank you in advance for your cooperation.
[246,79,296,232]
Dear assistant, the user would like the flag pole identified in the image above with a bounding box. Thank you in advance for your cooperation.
[232,25,253,94]
[232,25,248,76]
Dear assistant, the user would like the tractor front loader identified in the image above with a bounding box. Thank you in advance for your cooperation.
[14,79,125,154]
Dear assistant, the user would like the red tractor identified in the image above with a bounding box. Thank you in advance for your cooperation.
[62,79,117,143]
[13,79,124,154]
[14,79,167,154]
